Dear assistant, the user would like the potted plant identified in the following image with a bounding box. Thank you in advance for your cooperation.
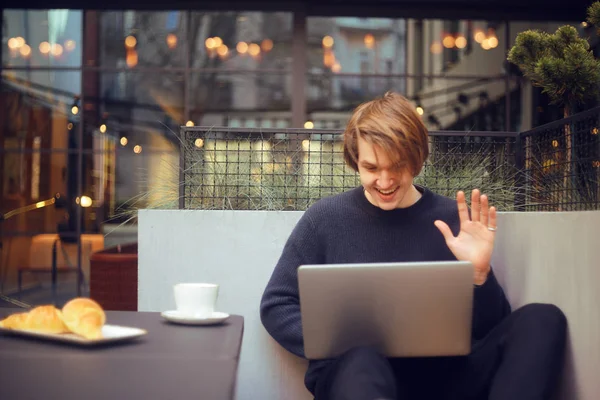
[507,2,600,205]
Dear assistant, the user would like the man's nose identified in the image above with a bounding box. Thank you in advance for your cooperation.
[378,170,393,187]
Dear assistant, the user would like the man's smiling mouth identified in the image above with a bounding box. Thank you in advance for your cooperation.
[376,187,399,195]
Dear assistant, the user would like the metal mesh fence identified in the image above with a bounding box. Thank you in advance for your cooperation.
[180,127,518,211]
[519,107,600,211]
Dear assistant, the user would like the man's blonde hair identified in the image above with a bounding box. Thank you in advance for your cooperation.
[343,91,429,177]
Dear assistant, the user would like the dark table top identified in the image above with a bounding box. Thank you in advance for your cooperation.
[0,309,244,400]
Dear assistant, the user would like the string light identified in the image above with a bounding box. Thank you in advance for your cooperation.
[79,196,92,208]
[39,41,51,55]
[237,42,249,54]
[51,43,63,57]
[322,36,334,48]
[248,43,260,57]
[364,34,375,49]
[455,36,467,49]
[474,30,486,43]
[126,49,138,67]
[205,38,216,49]
[217,44,229,58]
[19,45,31,58]
[8,38,19,50]
[166,34,177,49]
[430,41,443,54]
[261,39,273,52]
[442,35,455,49]
[64,40,76,52]
[125,35,137,48]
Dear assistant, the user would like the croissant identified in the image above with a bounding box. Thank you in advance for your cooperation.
[61,297,106,340]
[0,305,69,334]
[0,312,29,329]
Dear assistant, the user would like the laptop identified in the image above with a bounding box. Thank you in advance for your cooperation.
[298,261,474,360]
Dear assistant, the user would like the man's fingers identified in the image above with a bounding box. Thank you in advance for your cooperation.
[456,191,470,224]
[489,206,497,230]
[471,189,480,222]
[434,220,454,242]
[481,194,489,227]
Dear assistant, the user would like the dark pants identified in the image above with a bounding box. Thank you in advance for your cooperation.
[314,303,567,400]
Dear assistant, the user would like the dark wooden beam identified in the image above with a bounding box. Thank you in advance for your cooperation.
[2,0,593,22]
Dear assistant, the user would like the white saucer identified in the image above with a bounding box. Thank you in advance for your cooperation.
[160,310,230,326]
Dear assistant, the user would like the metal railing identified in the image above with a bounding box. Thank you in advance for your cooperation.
[179,107,600,212]
[179,127,519,211]
[518,106,600,211]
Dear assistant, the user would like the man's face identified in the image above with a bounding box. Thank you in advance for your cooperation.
[357,136,416,211]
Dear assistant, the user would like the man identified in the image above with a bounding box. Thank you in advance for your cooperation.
[260,92,567,400]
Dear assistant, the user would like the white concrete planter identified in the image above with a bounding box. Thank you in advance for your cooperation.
[138,209,600,400]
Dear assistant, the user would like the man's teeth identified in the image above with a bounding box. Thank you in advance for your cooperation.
[377,187,397,195]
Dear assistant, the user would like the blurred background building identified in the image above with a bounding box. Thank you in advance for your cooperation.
[0,0,596,298]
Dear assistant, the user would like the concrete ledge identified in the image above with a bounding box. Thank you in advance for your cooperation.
[139,209,600,400]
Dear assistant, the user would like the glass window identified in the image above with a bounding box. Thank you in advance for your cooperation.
[2,8,593,307]
[306,17,407,127]
[188,11,292,71]
[188,71,292,127]
[2,9,82,68]
[406,19,579,131]
[307,17,406,75]
[1,69,82,234]
[186,12,293,127]
[93,11,187,68]
[1,70,81,184]
[82,71,183,219]
[410,19,503,79]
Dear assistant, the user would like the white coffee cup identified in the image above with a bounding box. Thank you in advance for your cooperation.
[173,283,219,318]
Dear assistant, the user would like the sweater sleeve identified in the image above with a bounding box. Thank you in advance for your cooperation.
[471,267,512,340]
[260,212,324,358]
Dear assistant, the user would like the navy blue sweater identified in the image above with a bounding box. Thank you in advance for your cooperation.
[260,185,511,394]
